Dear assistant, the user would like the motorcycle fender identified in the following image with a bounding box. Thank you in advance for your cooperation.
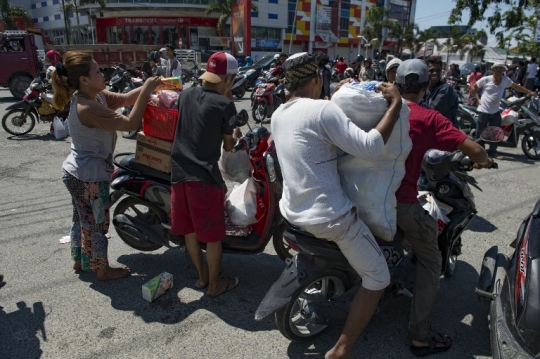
[254,254,323,321]
[109,190,124,206]
[6,101,31,111]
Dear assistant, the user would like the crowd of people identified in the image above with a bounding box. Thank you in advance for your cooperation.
[44,45,540,359]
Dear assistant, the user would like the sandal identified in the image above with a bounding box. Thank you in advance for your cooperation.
[410,332,452,357]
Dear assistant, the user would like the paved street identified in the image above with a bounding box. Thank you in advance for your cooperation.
[0,86,539,359]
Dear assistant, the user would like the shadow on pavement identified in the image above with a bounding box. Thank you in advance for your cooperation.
[5,133,64,142]
[0,301,47,359]
[79,248,284,333]
[496,151,538,165]
[467,215,498,233]
[285,260,492,359]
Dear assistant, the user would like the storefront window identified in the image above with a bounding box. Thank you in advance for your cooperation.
[106,26,122,44]
[133,26,149,44]
[150,26,160,45]
[162,26,178,46]
[124,26,132,44]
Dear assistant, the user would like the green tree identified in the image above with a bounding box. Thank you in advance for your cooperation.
[439,26,468,66]
[413,28,441,57]
[386,21,419,57]
[0,0,32,30]
[64,0,106,44]
[362,6,396,54]
[461,29,487,62]
[205,0,258,37]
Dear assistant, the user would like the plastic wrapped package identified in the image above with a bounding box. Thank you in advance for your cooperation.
[331,83,412,242]
[157,90,180,108]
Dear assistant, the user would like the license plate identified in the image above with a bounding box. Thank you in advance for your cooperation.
[25,88,31,95]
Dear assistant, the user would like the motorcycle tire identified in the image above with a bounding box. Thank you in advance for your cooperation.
[122,130,139,139]
[521,132,540,160]
[9,75,32,100]
[113,197,165,251]
[2,109,36,136]
[252,100,268,123]
[272,223,294,261]
[234,86,246,99]
[444,236,461,278]
[275,270,350,341]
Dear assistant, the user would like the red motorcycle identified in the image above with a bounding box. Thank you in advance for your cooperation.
[251,73,286,123]
[109,112,291,260]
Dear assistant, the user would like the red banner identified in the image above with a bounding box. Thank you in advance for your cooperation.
[231,0,251,57]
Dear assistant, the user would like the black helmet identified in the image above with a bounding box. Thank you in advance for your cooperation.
[148,51,160,61]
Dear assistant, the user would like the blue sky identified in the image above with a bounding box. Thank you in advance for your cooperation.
[414,0,498,46]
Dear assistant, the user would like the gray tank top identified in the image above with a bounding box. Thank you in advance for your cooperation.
[62,93,116,182]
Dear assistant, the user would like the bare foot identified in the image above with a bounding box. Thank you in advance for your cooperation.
[73,261,82,271]
[96,266,131,281]
[207,277,238,298]
[325,346,350,359]
[195,266,209,289]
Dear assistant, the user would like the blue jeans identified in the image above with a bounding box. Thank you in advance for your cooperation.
[477,111,502,155]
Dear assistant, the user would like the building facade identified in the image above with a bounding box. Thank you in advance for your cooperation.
[27,0,415,61]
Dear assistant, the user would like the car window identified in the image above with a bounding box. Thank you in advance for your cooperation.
[255,55,274,66]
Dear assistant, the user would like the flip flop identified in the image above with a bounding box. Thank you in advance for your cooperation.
[206,277,239,298]
[410,332,452,357]
[195,281,208,289]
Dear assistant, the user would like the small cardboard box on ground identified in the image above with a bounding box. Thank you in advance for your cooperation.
[135,132,173,173]
[142,272,174,302]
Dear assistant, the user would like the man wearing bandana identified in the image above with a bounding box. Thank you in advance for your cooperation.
[271,52,402,359]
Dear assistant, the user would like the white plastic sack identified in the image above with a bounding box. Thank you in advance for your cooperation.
[53,116,69,140]
[501,108,518,126]
[331,83,412,242]
[225,178,258,226]
[418,191,453,234]
[219,148,252,183]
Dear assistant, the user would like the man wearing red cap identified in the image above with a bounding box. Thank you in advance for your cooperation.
[170,52,242,298]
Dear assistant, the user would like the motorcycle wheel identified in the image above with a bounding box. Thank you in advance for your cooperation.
[521,132,540,160]
[235,86,246,99]
[121,107,139,139]
[113,197,165,251]
[2,109,36,136]
[275,271,350,341]
[444,237,461,278]
[272,223,295,261]
[252,100,268,123]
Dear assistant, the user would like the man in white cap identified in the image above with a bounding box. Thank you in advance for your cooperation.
[170,52,242,298]
[396,59,494,357]
[471,60,536,158]
[385,58,402,83]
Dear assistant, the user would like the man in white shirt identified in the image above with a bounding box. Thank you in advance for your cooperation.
[471,60,536,157]
[525,58,538,91]
[164,43,182,78]
[272,52,402,359]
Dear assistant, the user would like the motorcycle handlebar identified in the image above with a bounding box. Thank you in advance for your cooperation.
[231,138,248,153]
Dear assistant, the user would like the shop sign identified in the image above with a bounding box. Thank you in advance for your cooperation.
[209,36,229,47]
[314,41,331,48]
[255,39,280,48]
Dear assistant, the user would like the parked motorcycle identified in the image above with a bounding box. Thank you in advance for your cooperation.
[231,73,248,99]
[189,64,205,88]
[476,198,540,359]
[254,128,503,341]
[119,72,147,139]
[109,111,293,260]
[251,74,286,123]
[108,64,130,93]
[2,77,69,136]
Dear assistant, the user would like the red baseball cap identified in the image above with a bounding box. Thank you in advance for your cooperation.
[200,52,238,83]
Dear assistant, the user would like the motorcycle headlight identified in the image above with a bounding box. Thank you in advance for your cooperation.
[265,153,277,182]
[246,69,256,76]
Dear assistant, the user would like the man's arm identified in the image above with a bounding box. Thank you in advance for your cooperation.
[373,83,402,143]
[471,83,481,105]
[456,138,493,168]
[511,82,537,96]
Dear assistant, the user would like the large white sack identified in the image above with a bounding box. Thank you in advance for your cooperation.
[331,82,412,242]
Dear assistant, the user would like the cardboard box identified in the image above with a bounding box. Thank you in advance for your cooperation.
[142,272,174,302]
[135,132,173,173]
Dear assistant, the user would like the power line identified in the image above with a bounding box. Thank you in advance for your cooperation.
[415,10,452,22]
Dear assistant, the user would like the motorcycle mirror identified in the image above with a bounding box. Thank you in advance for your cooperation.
[234,109,249,127]
[480,126,504,143]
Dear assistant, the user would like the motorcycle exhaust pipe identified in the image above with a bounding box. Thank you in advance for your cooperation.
[301,302,349,326]
[113,214,163,246]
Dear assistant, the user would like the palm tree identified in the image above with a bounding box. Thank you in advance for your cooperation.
[361,6,396,54]
[0,0,32,30]
[63,0,106,44]
[438,26,467,68]
[461,29,486,62]
[414,28,440,57]
[205,0,258,37]
[386,21,418,57]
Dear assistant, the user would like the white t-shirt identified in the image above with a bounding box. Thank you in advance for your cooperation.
[271,98,384,225]
[476,75,514,114]
[526,63,538,79]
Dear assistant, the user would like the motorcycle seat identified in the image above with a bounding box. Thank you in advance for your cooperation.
[118,153,171,182]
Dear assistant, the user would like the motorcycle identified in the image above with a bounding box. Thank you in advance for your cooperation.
[108,64,130,93]
[2,77,69,136]
[119,71,147,139]
[254,128,503,341]
[109,111,293,261]
[189,64,205,88]
[251,74,286,123]
[231,73,248,99]
[476,198,540,359]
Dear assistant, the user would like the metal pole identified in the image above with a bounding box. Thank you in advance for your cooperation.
[288,0,299,54]
[89,8,95,45]
[60,0,70,44]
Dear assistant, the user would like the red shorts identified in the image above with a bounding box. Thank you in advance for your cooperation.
[170,181,225,243]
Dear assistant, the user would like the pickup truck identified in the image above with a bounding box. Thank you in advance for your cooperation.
[0,30,41,99]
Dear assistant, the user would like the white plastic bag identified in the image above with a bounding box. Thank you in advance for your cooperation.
[53,116,69,140]
[418,191,453,234]
[219,148,252,183]
[225,178,258,226]
[332,83,412,242]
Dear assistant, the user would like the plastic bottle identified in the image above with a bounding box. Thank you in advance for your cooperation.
[418,170,430,191]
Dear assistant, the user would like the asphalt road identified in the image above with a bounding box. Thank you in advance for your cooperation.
[0,85,539,359]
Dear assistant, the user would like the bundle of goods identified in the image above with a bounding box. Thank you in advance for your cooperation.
[135,77,182,173]
[331,81,412,242]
